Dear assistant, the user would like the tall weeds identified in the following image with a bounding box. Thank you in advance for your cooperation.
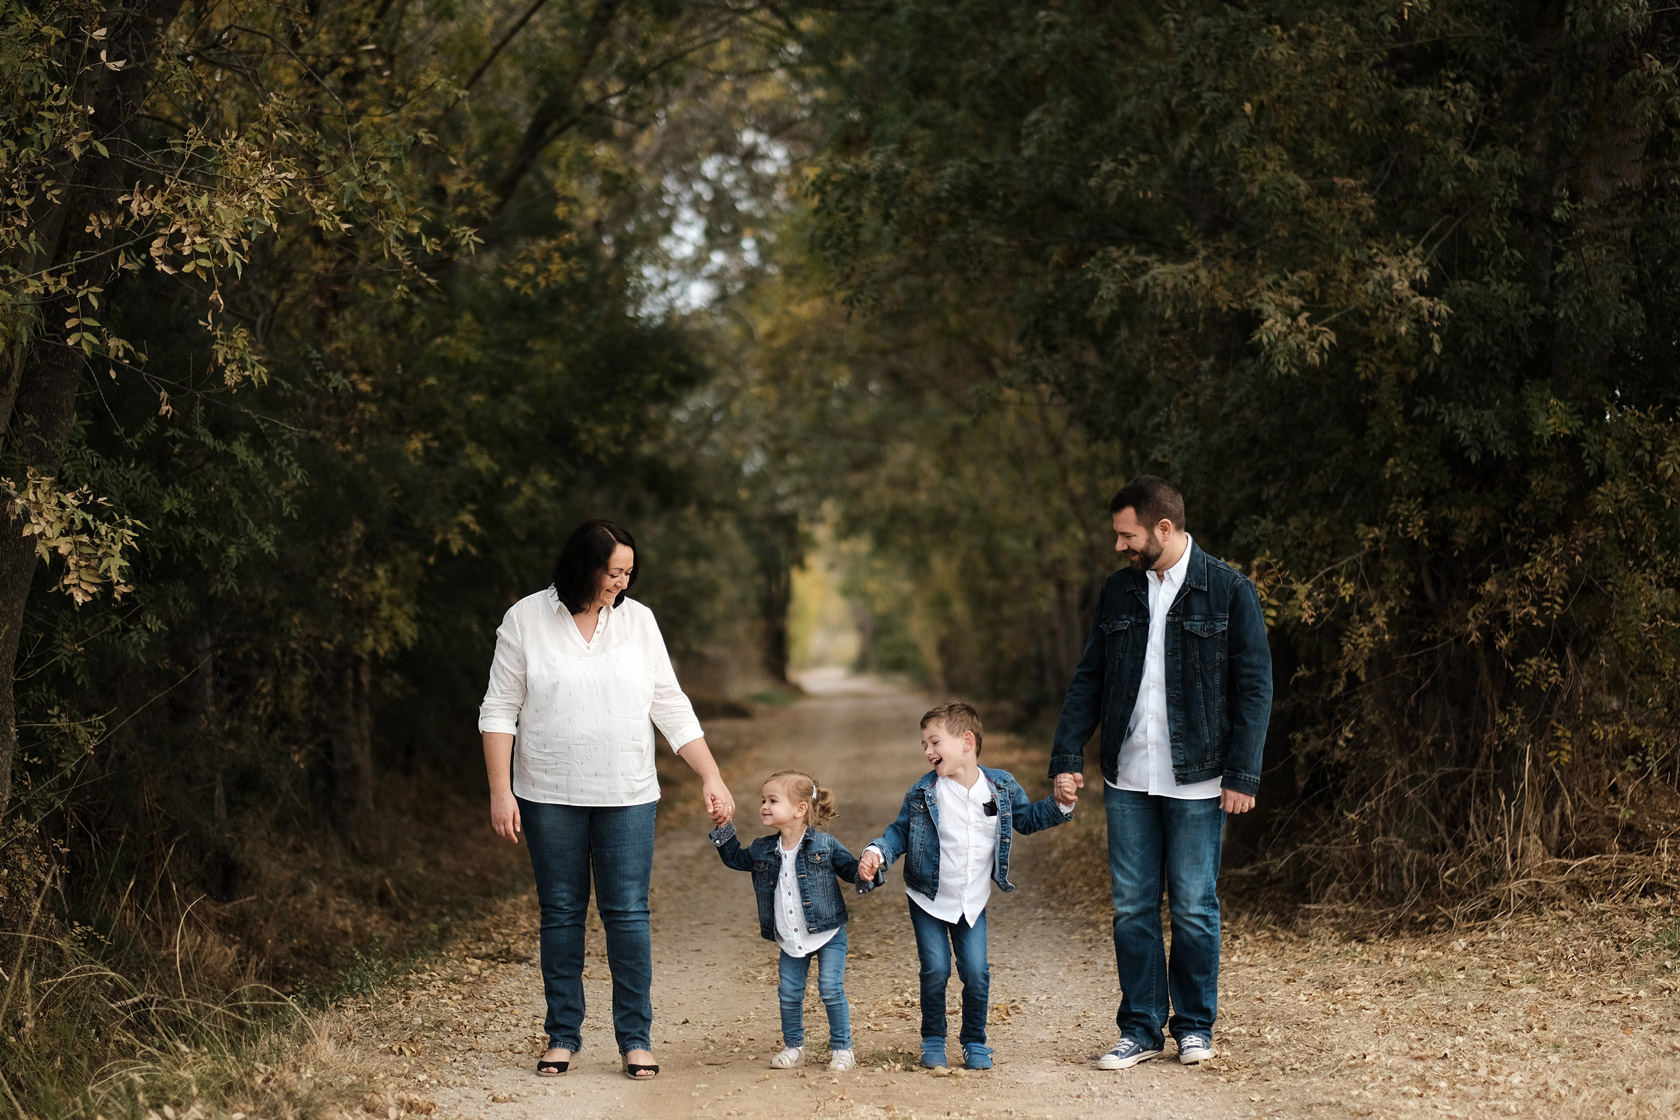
[0,841,366,1119]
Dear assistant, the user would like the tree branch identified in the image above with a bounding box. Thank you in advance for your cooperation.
[462,0,554,93]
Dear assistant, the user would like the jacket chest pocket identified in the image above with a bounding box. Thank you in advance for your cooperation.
[907,810,930,858]
[1180,617,1229,656]
[1179,617,1230,731]
[808,851,825,868]
[1099,617,1133,660]
[752,859,772,874]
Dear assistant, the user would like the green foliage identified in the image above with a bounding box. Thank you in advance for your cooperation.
[1,2,806,1111]
[716,211,1127,707]
[796,0,1680,905]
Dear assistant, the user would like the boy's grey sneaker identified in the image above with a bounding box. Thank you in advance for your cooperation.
[1176,1034,1214,1064]
[1095,1038,1162,1070]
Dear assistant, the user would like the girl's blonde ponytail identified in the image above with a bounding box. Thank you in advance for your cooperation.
[766,769,837,828]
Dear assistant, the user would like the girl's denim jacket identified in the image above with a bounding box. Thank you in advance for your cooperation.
[709,822,862,942]
[860,765,1071,900]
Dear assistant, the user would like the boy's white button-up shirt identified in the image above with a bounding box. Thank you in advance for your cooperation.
[907,774,999,926]
[477,592,705,806]
[776,841,839,958]
[1109,536,1223,800]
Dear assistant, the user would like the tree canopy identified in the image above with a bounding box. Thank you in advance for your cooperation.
[4,1,1680,1110]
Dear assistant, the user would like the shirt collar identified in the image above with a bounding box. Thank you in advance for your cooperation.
[938,773,992,802]
[1150,533,1194,589]
[547,588,616,617]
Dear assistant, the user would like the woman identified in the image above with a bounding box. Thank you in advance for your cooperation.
[479,519,735,1080]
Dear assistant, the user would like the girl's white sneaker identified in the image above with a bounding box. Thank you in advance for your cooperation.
[770,1046,803,1068]
[827,1048,856,1071]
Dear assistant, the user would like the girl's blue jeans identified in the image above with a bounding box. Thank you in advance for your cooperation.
[777,926,852,1049]
[907,900,990,1046]
[519,797,657,1055]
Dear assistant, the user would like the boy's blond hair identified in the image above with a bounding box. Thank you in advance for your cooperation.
[921,702,983,756]
[765,770,837,827]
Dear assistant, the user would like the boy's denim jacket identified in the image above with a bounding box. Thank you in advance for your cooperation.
[1049,542,1274,796]
[860,765,1071,900]
[709,822,861,942]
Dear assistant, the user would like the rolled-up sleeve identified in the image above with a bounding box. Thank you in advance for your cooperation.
[477,608,527,735]
[646,614,704,750]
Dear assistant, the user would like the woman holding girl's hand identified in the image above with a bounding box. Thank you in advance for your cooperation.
[479,519,735,1082]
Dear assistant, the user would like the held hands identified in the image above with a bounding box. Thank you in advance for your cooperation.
[1052,771,1253,813]
[856,848,883,882]
[702,777,736,825]
[490,789,522,843]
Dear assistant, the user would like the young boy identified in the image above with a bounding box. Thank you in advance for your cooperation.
[857,702,1075,1070]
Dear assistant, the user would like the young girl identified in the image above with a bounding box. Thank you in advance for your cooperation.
[710,770,861,1071]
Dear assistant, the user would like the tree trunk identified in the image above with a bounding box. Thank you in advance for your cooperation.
[0,0,185,820]
[330,657,376,839]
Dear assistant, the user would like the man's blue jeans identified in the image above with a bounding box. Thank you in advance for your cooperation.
[519,797,657,1055]
[777,927,852,1049]
[1104,785,1224,1049]
[907,900,990,1046]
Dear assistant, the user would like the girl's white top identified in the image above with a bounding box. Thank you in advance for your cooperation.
[776,841,839,958]
[478,591,705,806]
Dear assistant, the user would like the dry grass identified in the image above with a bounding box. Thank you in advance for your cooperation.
[978,729,1680,1119]
[1,772,535,1120]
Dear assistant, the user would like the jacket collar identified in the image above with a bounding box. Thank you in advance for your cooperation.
[755,826,813,854]
[914,768,1003,795]
[1183,539,1209,591]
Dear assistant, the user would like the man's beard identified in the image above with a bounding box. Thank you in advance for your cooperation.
[1126,536,1164,570]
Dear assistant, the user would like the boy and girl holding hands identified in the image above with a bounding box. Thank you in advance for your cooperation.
[709,701,1075,1073]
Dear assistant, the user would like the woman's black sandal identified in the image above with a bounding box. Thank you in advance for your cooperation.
[536,1057,569,1077]
[621,1059,659,1080]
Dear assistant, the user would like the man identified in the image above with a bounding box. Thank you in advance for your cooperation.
[1050,475,1272,1070]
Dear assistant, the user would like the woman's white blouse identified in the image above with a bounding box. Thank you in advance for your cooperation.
[478,592,705,806]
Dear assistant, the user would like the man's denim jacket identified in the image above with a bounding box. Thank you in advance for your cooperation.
[1049,541,1274,796]
[860,766,1071,900]
[709,823,861,942]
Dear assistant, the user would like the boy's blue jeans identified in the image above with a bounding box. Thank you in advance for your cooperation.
[777,926,852,1050]
[1104,785,1224,1050]
[519,797,657,1055]
[907,900,990,1046]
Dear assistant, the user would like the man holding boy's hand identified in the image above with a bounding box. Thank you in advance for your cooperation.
[1050,476,1273,1071]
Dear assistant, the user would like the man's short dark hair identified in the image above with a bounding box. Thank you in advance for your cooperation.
[1109,475,1186,532]
[552,519,638,614]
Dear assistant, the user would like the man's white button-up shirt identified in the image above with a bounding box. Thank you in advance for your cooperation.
[1109,537,1223,800]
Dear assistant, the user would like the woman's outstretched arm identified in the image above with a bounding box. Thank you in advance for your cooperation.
[675,736,734,824]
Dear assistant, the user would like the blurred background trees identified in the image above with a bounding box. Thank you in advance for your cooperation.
[3,0,1680,1109]
[788,0,1680,910]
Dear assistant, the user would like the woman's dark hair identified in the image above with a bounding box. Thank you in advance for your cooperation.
[552,520,638,614]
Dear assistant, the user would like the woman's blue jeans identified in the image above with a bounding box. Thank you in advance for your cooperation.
[906,900,990,1046]
[776,927,852,1050]
[1104,785,1224,1050]
[519,797,657,1055]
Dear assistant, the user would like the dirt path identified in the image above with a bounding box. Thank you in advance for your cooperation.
[338,674,1680,1120]
[344,672,1249,1119]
